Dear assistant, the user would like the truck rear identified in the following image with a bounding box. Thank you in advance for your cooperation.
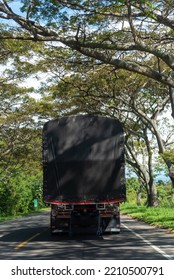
[42,115,126,235]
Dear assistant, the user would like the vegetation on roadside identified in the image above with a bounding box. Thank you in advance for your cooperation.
[121,203,174,232]
[0,207,50,223]
[121,178,174,232]
[0,169,46,218]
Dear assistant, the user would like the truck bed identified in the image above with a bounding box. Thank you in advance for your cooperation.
[43,115,126,203]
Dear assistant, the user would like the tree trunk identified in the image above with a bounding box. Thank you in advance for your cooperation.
[137,184,143,206]
[169,86,174,119]
[170,178,174,201]
[168,165,174,200]
[147,183,158,207]
[137,191,142,206]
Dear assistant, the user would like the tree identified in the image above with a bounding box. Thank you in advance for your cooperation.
[0,0,174,115]
[39,63,174,206]
[0,42,45,215]
[1,1,174,208]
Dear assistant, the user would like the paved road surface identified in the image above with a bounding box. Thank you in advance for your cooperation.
[0,211,173,260]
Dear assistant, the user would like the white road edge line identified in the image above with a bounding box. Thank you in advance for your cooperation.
[122,223,173,260]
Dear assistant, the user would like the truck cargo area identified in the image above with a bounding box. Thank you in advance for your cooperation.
[42,115,126,236]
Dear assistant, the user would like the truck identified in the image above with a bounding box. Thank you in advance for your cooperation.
[42,115,126,235]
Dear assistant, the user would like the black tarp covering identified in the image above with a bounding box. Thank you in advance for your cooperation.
[43,115,126,203]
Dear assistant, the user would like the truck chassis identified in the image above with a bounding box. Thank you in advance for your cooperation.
[50,202,121,236]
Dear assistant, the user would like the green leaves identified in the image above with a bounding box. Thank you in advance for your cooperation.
[1,0,174,90]
[160,149,174,164]
[0,170,43,216]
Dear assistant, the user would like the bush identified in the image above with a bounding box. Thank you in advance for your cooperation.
[0,170,44,216]
[157,183,174,207]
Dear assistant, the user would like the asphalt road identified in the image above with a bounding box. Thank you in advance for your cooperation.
[0,211,174,260]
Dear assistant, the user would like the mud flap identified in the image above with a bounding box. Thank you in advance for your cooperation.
[107,214,120,233]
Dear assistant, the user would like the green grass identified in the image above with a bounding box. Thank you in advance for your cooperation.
[0,207,50,222]
[121,202,174,232]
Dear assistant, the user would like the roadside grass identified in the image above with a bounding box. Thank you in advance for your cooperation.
[121,202,174,232]
[0,207,50,222]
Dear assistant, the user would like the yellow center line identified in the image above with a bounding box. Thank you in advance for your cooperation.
[15,228,48,250]
[15,233,40,250]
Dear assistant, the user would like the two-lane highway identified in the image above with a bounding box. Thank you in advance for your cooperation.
[0,211,174,259]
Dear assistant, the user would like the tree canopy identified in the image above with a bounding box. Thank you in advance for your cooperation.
[0,1,173,82]
[1,0,174,114]
[1,1,174,209]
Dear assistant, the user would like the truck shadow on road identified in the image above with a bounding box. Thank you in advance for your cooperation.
[1,214,174,260]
